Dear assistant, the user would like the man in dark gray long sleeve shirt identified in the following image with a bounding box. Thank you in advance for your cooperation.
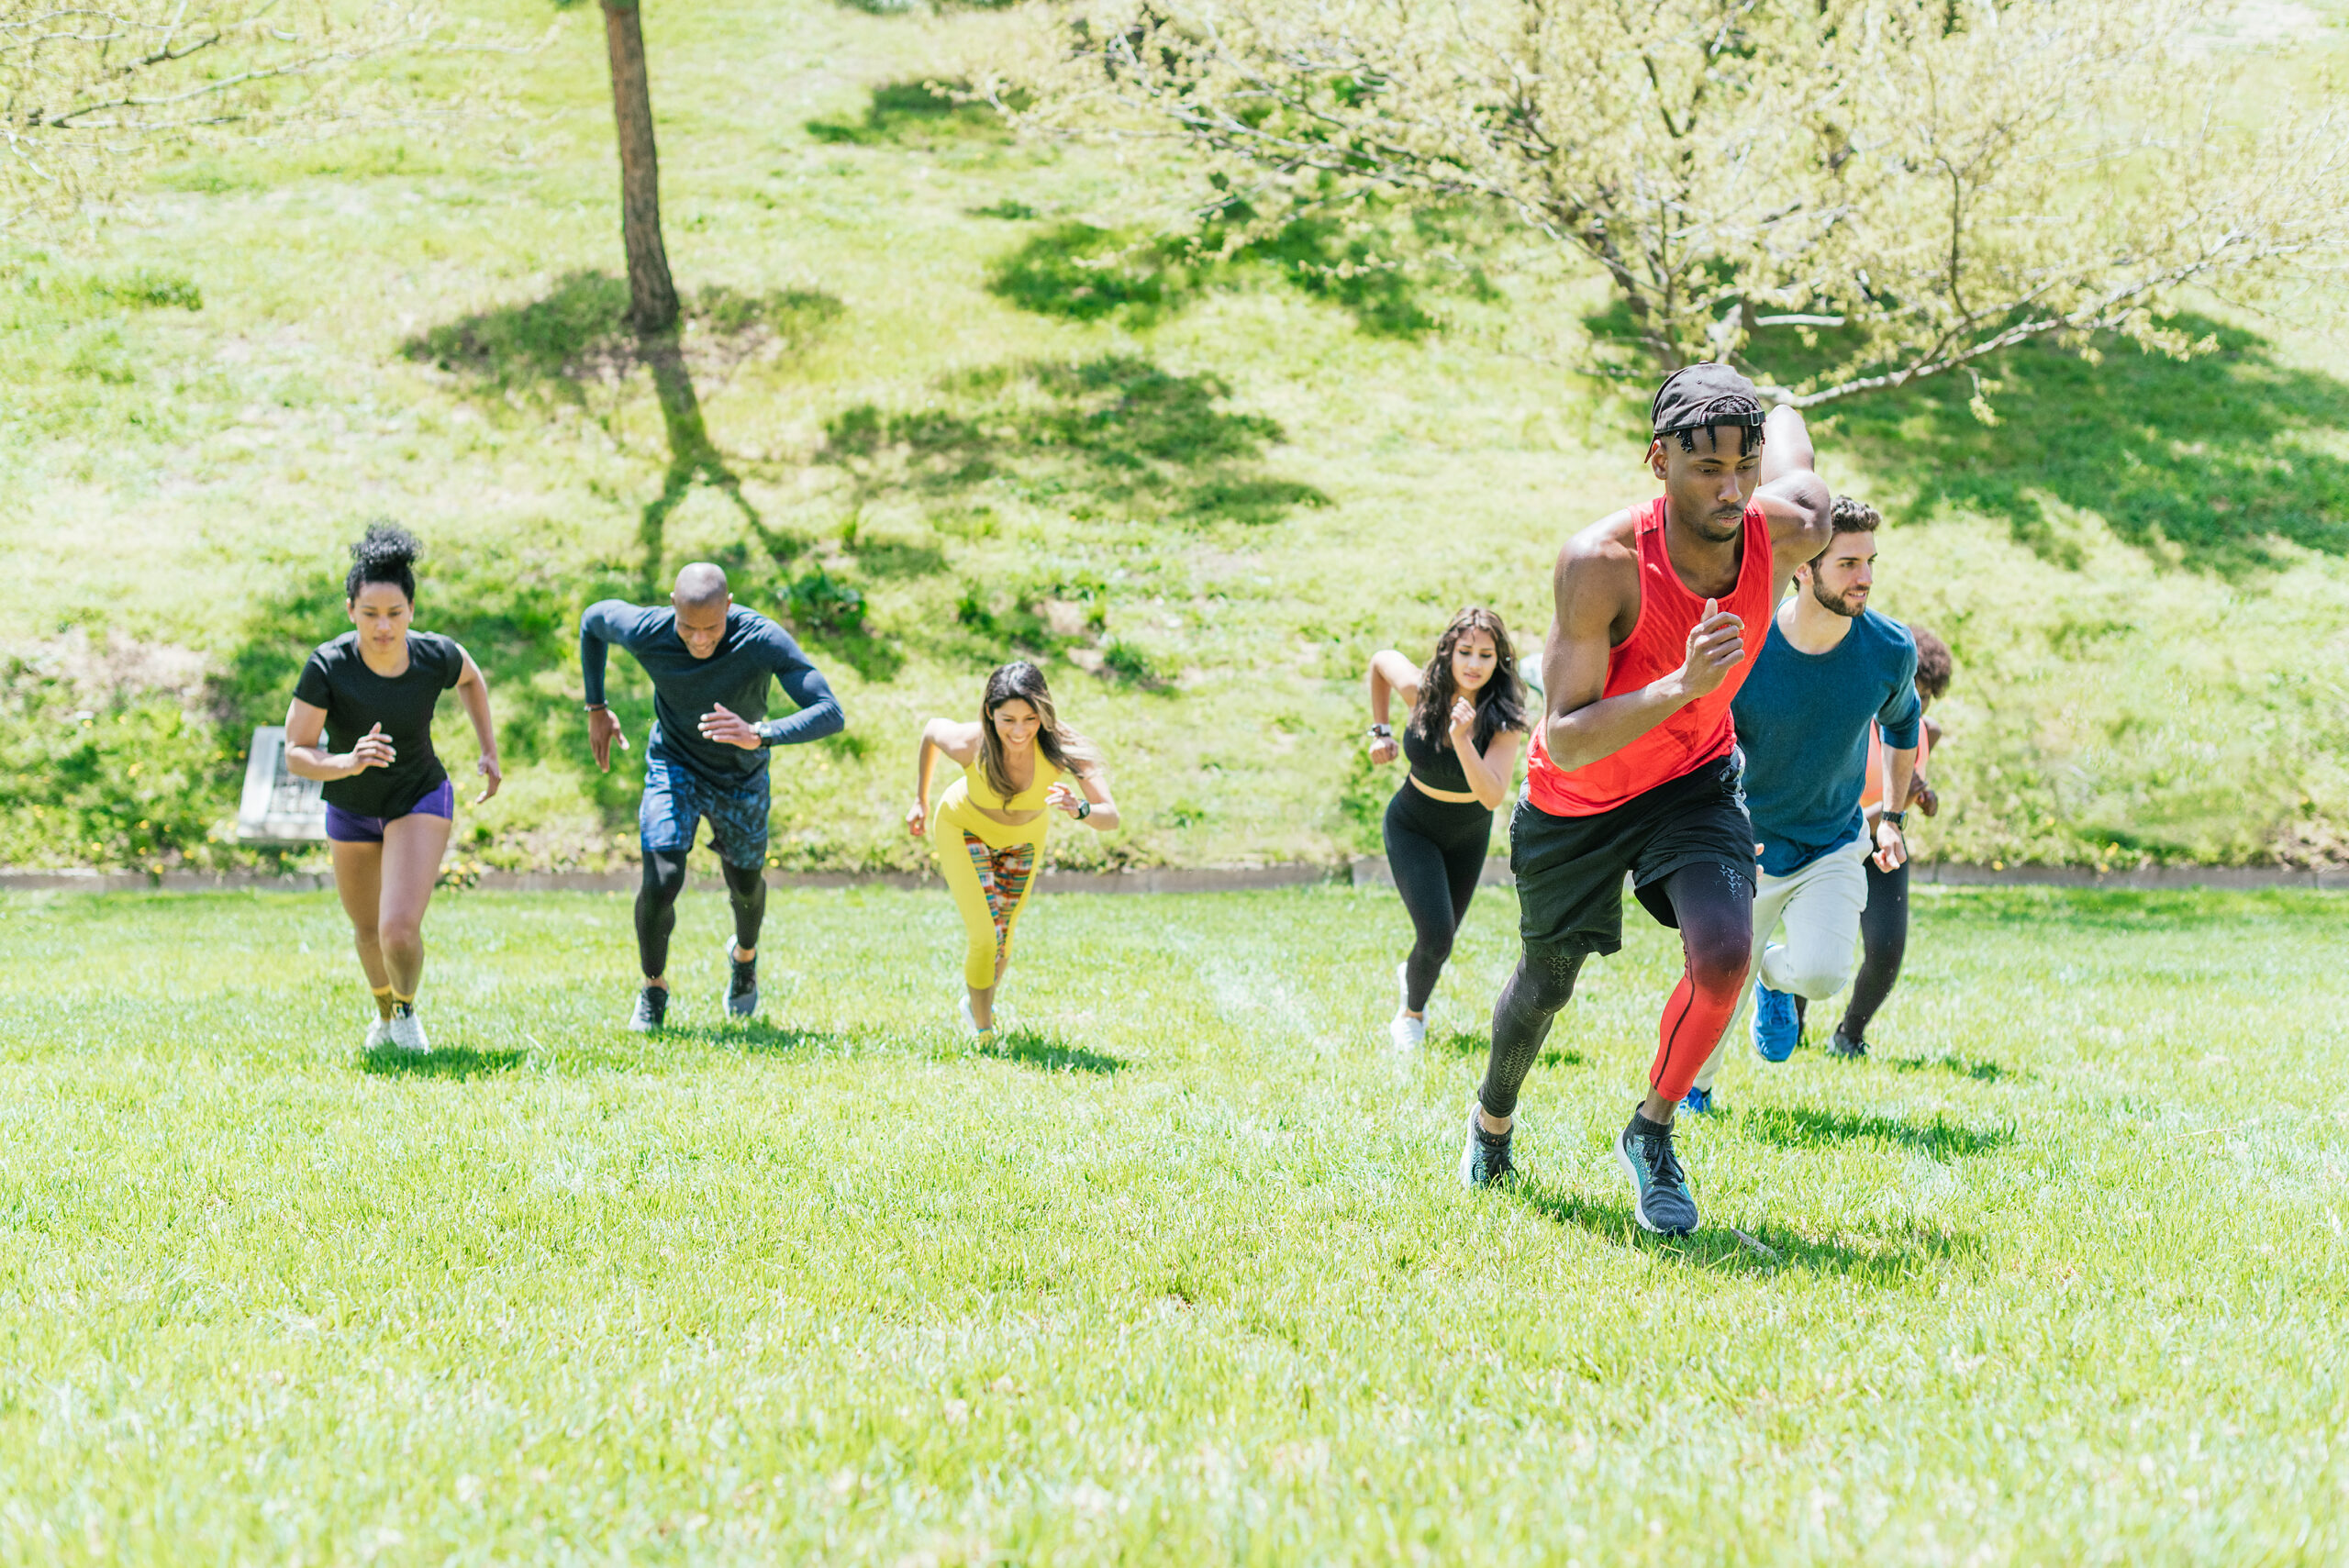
[580,562,845,1032]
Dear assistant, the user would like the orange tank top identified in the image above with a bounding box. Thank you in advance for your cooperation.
[1524,496,1776,817]
[1860,720,1931,810]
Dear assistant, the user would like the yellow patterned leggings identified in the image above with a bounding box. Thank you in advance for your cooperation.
[937,826,1041,988]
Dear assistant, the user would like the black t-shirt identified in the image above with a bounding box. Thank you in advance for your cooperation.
[292,632,465,817]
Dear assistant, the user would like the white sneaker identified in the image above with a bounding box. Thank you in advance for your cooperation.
[385,1006,430,1054]
[1389,962,1425,1049]
[363,1018,393,1051]
[958,994,993,1040]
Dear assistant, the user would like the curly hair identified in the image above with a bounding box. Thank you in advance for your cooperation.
[1409,606,1529,755]
[1909,625,1954,701]
[1809,495,1882,566]
[345,521,420,602]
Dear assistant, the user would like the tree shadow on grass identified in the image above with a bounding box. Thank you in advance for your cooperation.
[985,209,1464,339]
[979,1026,1125,1074]
[362,1046,527,1080]
[1788,316,2349,575]
[806,78,1013,149]
[1736,1105,2014,1160]
[1512,1180,1978,1285]
[819,354,1330,529]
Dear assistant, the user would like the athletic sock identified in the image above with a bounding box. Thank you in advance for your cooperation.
[371,985,395,1021]
[392,993,415,1018]
[1627,1108,1673,1141]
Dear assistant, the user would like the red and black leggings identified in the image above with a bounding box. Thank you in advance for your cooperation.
[1478,861,1753,1116]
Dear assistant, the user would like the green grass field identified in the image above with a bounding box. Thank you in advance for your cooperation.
[3,0,2348,875]
[3,884,2344,1562]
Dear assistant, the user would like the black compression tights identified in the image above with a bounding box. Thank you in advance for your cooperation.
[1836,858,1909,1041]
[1478,861,1752,1118]
[635,851,767,979]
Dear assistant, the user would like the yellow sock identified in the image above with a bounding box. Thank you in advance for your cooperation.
[372,985,395,1021]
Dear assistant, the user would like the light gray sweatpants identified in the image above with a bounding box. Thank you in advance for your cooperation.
[1691,836,1871,1094]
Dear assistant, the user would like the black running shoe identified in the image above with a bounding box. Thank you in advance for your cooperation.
[628,984,669,1034]
[1617,1110,1698,1234]
[723,940,758,1018]
[1459,1103,1517,1187]
[1826,1028,1867,1060]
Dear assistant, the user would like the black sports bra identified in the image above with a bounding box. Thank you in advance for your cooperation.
[1403,723,1471,794]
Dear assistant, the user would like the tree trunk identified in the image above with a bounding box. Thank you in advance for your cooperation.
[599,0,679,332]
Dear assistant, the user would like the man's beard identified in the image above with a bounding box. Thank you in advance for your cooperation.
[1809,577,1865,618]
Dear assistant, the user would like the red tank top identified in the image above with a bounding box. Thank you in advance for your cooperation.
[1525,496,1776,816]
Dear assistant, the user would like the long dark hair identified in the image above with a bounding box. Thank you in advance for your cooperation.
[345,521,419,602]
[1409,606,1527,753]
[978,661,1099,798]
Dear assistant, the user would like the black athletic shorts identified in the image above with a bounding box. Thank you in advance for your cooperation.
[1508,751,1754,957]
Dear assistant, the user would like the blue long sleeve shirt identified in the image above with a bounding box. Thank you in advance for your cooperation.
[1730,607,1921,875]
[579,601,844,784]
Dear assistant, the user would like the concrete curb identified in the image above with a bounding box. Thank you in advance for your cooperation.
[4,859,2344,896]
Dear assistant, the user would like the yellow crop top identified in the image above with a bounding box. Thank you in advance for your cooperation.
[961,756,1062,813]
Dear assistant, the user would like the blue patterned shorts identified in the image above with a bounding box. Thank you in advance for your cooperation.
[640,746,771,869]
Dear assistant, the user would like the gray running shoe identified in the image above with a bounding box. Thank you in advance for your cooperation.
[1459,1103,1516,1187]
[1827,1028,1867,1059]
[724,940,758,1018]
[629,984,669,1034]
[1617,1111,1698,1234]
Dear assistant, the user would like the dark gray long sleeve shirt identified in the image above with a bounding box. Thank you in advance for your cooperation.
[579,601,844,783]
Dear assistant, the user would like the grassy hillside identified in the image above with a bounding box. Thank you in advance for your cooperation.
[3,0,2346,873]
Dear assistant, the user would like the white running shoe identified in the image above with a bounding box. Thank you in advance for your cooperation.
[385,1006,430,1054]
[363,1018,393,1051]
[1390,962,1425,1049]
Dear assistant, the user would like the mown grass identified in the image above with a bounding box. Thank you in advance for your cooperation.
[0,0,2345,874]
[0,884,2344,1562]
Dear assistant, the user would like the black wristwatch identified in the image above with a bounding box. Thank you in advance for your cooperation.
[1884,810,1908,829]
[1368,723,1392,740]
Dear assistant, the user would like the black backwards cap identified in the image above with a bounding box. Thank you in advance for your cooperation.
[1650,362,1766,451]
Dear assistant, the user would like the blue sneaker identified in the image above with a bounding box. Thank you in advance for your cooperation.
[1751,983,1798,1062]
[1680,1085,1715,1115]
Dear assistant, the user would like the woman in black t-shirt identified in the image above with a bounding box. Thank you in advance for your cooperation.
[285,524,501,1055]
[1364,608,1529,1051]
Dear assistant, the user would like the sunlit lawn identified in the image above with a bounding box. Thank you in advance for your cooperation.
[1,884,2343,1563]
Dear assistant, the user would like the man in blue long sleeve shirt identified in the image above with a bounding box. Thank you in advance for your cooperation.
[580,562,845,1031]
[1686,497,1920,1109]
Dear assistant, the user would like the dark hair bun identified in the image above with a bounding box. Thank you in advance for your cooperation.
[351,521,420,570]
[345,520,421,599]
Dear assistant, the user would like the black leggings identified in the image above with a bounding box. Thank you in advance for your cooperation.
[1384,784,1495,1013]
[1478,861,1752,1118]
[1838,858,1908,1041]
[636,851,767,980]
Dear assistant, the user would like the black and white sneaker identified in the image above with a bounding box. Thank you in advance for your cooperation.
[629,984,669,1034]
[1617,1109,1698,1234]
[1459,1103,1517,1187]
[724,940,758,1018]
[1826,1028,1867,1059]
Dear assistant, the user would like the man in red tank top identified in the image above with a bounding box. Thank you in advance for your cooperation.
[1459,364,1832,1236]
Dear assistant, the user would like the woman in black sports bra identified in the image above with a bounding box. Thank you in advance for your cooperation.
[1365,607,1529,1048]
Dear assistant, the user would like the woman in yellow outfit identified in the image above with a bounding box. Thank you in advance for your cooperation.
[907,662,1119,1035]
